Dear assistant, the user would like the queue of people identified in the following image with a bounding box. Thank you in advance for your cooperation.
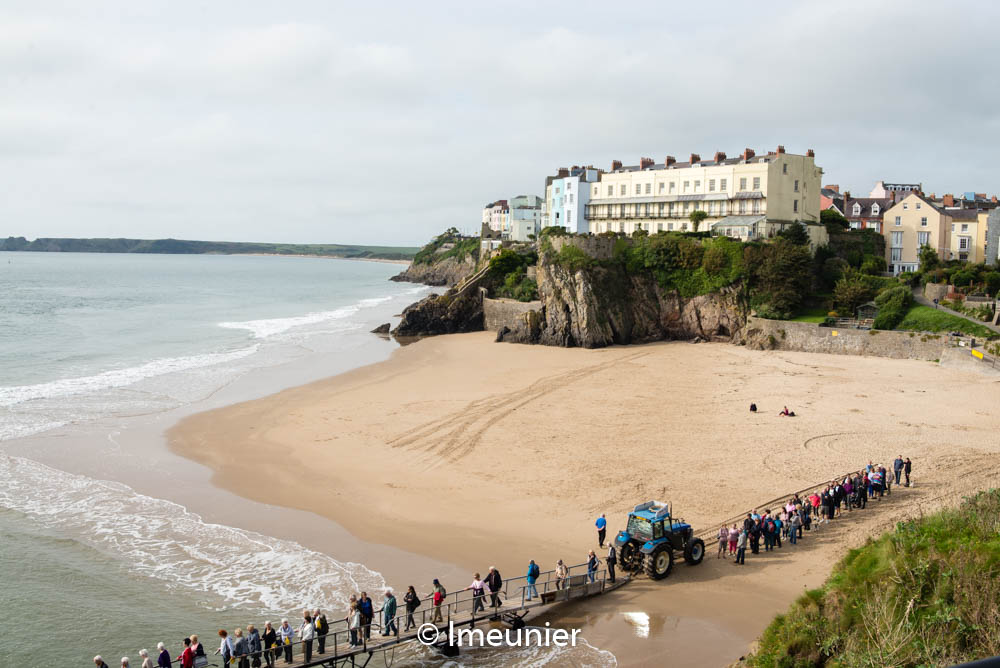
[717,457,914,566]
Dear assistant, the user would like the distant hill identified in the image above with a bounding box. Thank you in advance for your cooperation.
[0,236,418,261]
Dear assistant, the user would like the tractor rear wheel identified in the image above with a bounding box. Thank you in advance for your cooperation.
[684,537,705,565]
[620,542,642,572]
[644,545,673,580]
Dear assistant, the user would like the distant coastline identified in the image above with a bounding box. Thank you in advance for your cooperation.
[0,236,419,262]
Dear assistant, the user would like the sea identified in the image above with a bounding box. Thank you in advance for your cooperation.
[0,252,615,667]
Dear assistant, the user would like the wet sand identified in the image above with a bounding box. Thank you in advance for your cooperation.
[170,332,1000,666]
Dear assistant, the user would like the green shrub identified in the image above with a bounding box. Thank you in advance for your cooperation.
[860,254,887,275]
[872,285,913,330]
[555,244,593,272]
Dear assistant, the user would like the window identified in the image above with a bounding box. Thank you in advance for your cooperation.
[951,224,955,232]
[891,231,903,247]
[669,182,676,193]
[753,200,761,214]
[683,181,690,192]
[667,222,674,231]
[793,200,798,213]
[872,204,880,215]
[566,210,572,223]
[738,200,747,214]
[920,217,927,227]
[568,194,573,203]
[895,216,901,226]
[739,178,747,191]
[566,182,572,191]
[918,232,930,246]
[709,179,716,192]
[891,248,902,262]
[962,223,969,232]
[681,223,688,231]
[659,182,665,193]
[782,164,788,174]
[657,223,663,232]
[645,183,651,194]
[794,179,799,192]
[720,178,727,190]
[916,203,921,209]
[853,203,861,216]
[607,185,613,196]
[555,187,560,194]
[668,203,675,215]
[635,184,641,195]
[960,236,970,250]
[620,185,626,196]
[694,180,701,191]
[752,177,760,190]
[593,186,598,196]
[903,203,908,210]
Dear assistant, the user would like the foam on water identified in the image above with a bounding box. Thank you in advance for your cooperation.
[396,631,618,667]
[0,454,385,614]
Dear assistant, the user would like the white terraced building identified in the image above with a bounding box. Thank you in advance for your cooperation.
[583,146,827,250]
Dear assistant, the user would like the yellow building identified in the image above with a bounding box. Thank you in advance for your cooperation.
[946,209,982,264]
[883,193,951,274]
[584,146,823,246]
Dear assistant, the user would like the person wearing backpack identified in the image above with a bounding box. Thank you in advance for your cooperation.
[403,586,421,630]
[525,560,540,600]
[431,579,446,623]
[606,545,617,583]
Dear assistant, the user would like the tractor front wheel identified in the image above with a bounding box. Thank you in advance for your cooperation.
[644,545,673,580]
[620,542,642,572]
[684,537,705,565]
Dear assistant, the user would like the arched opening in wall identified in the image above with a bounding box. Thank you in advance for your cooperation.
[716,324,730,337]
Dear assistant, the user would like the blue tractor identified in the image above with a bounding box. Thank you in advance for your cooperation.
[614,500,705,579]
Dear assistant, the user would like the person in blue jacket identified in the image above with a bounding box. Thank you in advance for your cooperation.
[525,560,540,600]
[595,514,607,548]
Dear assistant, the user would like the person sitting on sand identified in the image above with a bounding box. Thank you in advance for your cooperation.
[778,405,795,416]
[749,403,757,412]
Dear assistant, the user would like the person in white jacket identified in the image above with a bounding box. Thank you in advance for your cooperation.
[299,613,315,663]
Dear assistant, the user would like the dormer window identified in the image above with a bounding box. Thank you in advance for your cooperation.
[852,203,861,216]
[872,204,880,215]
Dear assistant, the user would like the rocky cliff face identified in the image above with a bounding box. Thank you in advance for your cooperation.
[390,255,476,287]
[498,260,748,348]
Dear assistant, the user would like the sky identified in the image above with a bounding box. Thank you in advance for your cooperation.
[3,1,1000,247]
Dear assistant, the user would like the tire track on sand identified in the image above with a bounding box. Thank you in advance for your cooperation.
[388,350,649,461]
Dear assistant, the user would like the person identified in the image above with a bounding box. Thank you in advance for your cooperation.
[587,550,599,583]
[261,622,277,668]
[404,585,421,630]
[138,649,153,668]
[485,566,503,608]
[728,524,739,554]
[555,559,568,590]
[904,457,912,486]
[247,624,261,667]
[121,658,130,668]
[233,628,248,668]
[789,511,801,545]
[298,613,314,663]
[881,465,891,495]
[468,573,487,613]
[525,560,540,600]
[431,579,446,623]
[779,405,795,416]
[348,603,362,647]
[606,545,617,583]
[217,630,234,666]
[717,525,728,558]
[312,609,327,654]
[191,635,206,668]
[893,455,905,485]
[734,529,747,565]
[382,590,398,636]
[278,619,294,664]
[359,592,374,640]
[595,514,607,548]
[179,638,195,668]
[749,402,757,412]
[94,657,111,668]
[749,518,761,554]
[773,514,783,548]
[156,642,171,668]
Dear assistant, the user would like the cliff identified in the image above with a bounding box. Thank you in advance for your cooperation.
[498,259,748,348]
[390,254,476,287]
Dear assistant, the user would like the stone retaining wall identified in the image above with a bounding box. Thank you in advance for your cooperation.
[549,235,616,260]
[923,283,951,302]
[483,295,543,332]
[744,316,946,360]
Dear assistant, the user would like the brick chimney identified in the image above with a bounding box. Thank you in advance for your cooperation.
[689,153,701,164]
[665,155,676,167]
[825,184,840,193]
[776,145,786,154]
[639,157,654,169]
[611,160,622,171]
[557,167,569,177]
[741,148,755,161]
[993,195,998,204]
[714,151,726,163]
[943,193,955,207]
[806,149,815,158]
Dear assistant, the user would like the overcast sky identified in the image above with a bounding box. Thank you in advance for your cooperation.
[3,1,999,246]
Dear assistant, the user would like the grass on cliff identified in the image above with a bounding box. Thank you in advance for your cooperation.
[897,305,997,340]
[747,489,1000,668]
[412,228,480,266]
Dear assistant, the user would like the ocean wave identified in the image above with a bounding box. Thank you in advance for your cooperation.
[0,346,259,409]
[0,454,385,614]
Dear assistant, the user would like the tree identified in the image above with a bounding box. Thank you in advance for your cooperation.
[821,208,849,231]
[919,244,940,272]
[689,210,708,232]
[833,269,874,315]
[778,222,810,246]
[860,254,887,275]
[750,240,813,317]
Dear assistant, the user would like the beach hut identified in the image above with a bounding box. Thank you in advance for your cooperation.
[856,301,878,323]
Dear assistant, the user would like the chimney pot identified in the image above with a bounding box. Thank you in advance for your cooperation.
[665,155,676,167]
[806,149,815,158]
[640,157,654,169]
[689,153,701,164]
[611,160,622,171]
[714,151,726,163]
[943,194,955,207]
[825,184,839,193]
[742,148,755,161]
[777,145,786,154]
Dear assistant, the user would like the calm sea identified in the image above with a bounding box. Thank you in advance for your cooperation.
[0,252,614,667]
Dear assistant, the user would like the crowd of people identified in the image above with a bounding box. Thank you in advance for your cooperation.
[717,457,913,565]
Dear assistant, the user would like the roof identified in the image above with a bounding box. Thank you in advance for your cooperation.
[946,209,979,221]
[845,197,893,219]
[711,215,766,228]
[608,151,805,174]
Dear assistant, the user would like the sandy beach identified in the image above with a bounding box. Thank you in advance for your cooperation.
[170,333,1000,665]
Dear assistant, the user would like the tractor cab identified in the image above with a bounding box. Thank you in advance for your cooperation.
[614,500,704,579]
